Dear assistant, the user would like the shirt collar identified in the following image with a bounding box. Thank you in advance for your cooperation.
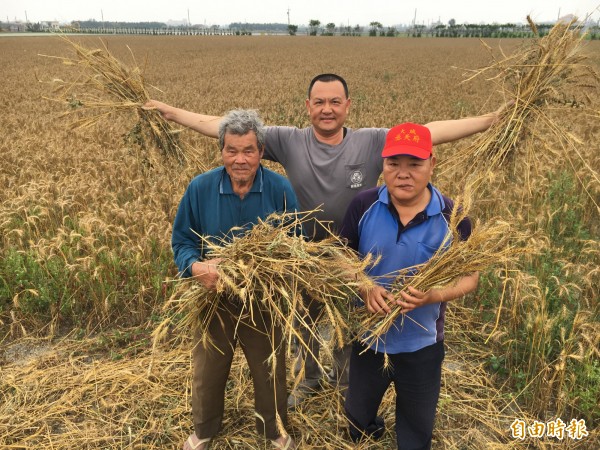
[219,165,264,195]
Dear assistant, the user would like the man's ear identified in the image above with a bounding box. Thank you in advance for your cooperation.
[430,155,437,173]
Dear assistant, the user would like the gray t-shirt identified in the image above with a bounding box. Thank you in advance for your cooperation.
[264,126,387,240]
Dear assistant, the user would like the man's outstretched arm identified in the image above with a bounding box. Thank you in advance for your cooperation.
[145,100,222,138]
[425,103,507,145]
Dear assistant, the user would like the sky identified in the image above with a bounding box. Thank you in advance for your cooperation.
[3,0,599,27]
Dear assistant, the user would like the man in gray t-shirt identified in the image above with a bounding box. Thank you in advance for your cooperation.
[263,125,386,240]
[146,73,502,408]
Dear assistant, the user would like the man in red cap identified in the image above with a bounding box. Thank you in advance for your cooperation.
[339,123,480,449]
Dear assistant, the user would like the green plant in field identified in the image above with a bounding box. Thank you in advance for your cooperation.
[0,272,9,313]
[514,369,528,392]
[92,328,152,360]
[0,232,177,333]
[546,171,591,245]
[479,168,600,423]
[568,358,600,423]
[0,249,69,317]
[488,354,507,376]
[474,271,503,323]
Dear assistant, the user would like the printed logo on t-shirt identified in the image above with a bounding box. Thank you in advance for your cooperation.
[349,169,364,189]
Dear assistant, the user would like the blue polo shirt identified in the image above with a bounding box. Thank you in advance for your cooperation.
[340,184,471,354]
[172,165,299,277]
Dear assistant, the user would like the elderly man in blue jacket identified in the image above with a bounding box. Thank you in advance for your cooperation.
[172,109,298,450]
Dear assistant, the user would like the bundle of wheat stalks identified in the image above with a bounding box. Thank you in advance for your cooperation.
[153,211,376,358]
[440,17,599,188]
[41,35,192,166]
[357,190,533,350]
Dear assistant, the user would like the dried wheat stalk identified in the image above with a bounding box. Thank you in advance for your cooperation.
[152,211,376,358]
[440,17,599,194]
[40,35,197,167]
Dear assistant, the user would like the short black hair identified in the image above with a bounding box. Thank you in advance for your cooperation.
[307,73,349,98]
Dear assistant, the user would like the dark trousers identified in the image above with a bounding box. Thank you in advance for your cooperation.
[345,341,445,450]
[192,296,287,440]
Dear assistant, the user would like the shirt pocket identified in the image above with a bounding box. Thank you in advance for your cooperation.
[415,240,446,266]
[345,163,366,189]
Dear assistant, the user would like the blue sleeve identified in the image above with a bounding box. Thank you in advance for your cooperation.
[171,184,203,278]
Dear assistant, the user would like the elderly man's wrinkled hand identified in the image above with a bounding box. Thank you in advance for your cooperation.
[191,258,222,290]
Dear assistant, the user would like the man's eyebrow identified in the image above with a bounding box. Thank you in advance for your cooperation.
[226,144,257,150]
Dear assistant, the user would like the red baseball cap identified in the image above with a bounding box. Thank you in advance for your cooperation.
[381,123,432,159]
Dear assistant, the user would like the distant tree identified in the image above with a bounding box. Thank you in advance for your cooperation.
[230,22,290,33]
[448,18,456,27]
[353,24,363,36]
[288,24,298,35]
[435,24,446,37]
[309,19,320,35]
[325,22,336,35]
[340,24,352,36]
[411,24,425,37]
[26,22,42,32]
[369,21,383,36]
[386,26,397,37]
[76,19,165,29]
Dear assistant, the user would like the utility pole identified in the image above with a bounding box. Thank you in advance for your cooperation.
[25,10,28,23]
[188,9,191,26]
[287,7,290,25]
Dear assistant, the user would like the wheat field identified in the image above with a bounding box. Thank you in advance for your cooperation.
[1,34,598,449]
